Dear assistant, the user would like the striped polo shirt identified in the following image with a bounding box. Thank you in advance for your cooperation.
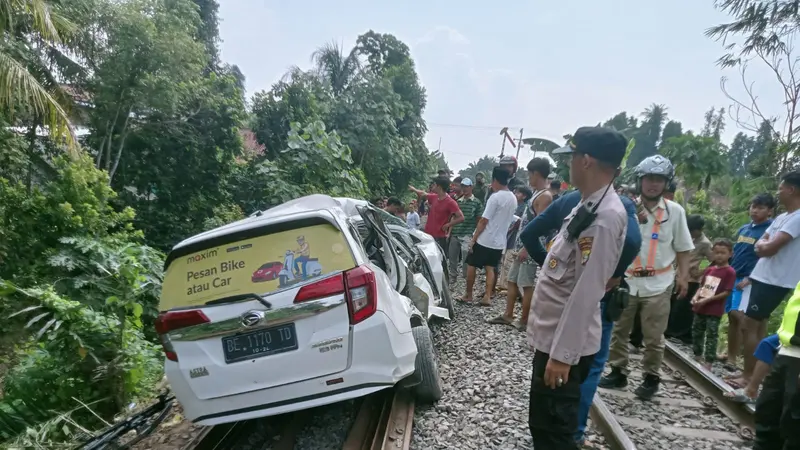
[451,195,482,236]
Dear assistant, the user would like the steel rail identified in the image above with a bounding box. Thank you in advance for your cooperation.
[343,388,415,450]
[589,395,638,450]
[663,341,755,438]
[182,420,259,450]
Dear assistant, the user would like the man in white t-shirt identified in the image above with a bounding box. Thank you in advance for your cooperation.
[735,171,800,387]
[460,166,518,306]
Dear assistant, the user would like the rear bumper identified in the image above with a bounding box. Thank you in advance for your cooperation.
[169,310,417,426]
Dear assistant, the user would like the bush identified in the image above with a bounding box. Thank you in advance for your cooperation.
[0,154,138,284]
[0,282,163,438]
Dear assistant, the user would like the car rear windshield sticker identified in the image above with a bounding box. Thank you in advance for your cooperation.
[160,224,356,310]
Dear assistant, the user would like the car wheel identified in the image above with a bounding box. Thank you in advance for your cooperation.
[411,325,443,403]
[440,272,455,320]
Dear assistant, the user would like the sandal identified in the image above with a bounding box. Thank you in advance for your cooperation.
[478,301,492,307]
[512,319,527,331]
[486,315,513,325]
[724,388,756,404]
[455,297,473,304]
[726,378,748,389]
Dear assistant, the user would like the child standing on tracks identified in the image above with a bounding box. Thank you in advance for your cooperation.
[691,238,736,369]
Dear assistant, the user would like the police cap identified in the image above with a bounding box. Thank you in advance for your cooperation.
[552,126,627,168]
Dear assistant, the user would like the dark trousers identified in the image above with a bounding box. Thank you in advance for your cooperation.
[529,350,594,449]
[691,313,721,363]
[665,282,699,343]
[754,354,800,450]
[434,237,449,274]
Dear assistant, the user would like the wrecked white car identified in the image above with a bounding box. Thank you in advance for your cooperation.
[156,195,444,425]
[334,197,455,321]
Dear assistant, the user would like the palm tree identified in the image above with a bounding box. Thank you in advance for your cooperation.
[310,41,362,96]
[0,0,79,154]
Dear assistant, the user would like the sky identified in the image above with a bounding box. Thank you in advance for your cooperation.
[218,0,786,173]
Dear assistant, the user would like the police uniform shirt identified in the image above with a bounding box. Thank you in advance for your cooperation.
[526,187,628,365]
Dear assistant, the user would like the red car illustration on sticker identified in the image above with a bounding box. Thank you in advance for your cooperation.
[251,262,283,283]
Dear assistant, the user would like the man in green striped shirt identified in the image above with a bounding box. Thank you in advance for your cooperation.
[448,178,483,284]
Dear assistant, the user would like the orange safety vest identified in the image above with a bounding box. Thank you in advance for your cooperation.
[626,208,673,277]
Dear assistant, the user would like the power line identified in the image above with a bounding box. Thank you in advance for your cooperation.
[426,122,562,142]
[427,122,523,131]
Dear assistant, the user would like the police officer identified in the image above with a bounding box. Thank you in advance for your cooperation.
[526,127,628,448]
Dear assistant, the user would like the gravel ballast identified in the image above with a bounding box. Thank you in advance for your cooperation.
[412,278,609,449]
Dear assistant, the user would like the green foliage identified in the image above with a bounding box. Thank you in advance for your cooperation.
[661,133,727,190]
[0,155,138,284]
[281,121,368,198]
[202,203,245,231]
[458,155,498,180]
[1,280,162,433]
[249,31,438,198]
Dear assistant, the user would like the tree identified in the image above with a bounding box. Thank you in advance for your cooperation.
[83,0,207,182]
[629,103,668,167]
[728,132,755,175]
[602,112,638,134]
[459,155,498,180]
[701,106,726,140]
[660,132,727,190]
[251,70,329,161]
[0,0,80,152]
[708,0,800,172]
[310,41,362,96]
[193,0,220,69]
[659,120,684,150]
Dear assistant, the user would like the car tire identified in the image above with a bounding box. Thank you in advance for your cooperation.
[440,272,455,320]
[411,325,443,403]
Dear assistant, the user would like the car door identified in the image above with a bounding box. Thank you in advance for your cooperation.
[356,206,407,293]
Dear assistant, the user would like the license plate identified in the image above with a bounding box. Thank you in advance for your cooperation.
[222,323,298,364]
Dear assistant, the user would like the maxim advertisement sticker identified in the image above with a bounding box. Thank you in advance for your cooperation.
[160,224,356,310]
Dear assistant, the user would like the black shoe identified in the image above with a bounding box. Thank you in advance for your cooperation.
[634,374,660,400]
[599,367,627,389]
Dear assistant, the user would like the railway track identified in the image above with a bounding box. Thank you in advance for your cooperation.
[589,341,756,449]
[182,388,415,450]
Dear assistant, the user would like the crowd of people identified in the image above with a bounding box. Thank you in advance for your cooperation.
[371,126,800,450]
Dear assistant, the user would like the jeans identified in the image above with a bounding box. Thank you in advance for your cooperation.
[293,255,309,278]
[529,350,594,449]
[575,299,614,442]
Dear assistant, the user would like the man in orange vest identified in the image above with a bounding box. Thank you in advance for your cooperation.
[600,155,695,400]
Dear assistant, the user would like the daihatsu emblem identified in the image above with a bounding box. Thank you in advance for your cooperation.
[241,311,264,327]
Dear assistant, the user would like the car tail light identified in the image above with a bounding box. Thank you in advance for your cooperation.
[294,274,345,303]
[293,265,377,325]
[344,266,377,325]
[154,310,209,362]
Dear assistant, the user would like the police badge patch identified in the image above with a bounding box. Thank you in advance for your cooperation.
[578,236,594,265]
[548,257,557,269]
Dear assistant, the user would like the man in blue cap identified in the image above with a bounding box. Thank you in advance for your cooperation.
[520,126,638,448]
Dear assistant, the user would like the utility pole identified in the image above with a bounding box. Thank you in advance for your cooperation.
[499,127,508,157]
[514,128,524,161]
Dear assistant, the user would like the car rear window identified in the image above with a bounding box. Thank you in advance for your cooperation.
[160,223,357,310]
